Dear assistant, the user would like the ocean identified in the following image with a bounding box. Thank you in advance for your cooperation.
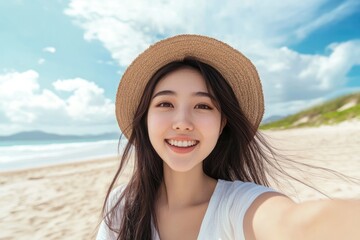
[0,138,127,171]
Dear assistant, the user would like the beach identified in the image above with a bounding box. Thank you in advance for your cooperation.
[1,124,360,240]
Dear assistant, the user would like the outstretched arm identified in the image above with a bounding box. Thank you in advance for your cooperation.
[245,192,360,240]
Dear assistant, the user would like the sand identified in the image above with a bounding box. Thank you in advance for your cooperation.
[1,124,359,240]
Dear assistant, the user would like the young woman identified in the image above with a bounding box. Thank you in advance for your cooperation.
[96,35,360,240]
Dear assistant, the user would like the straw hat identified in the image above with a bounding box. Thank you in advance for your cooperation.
[116,34,264,139]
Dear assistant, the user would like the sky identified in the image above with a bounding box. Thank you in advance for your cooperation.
[0,0,359,135]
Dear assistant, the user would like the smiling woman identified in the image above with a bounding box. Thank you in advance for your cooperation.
[147,68,223,173]
[96,35,360,240]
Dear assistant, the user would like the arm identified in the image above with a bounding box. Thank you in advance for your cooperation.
[245,193,360,240]
[283,199,360,240]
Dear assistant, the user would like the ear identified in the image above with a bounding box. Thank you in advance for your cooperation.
[219,117,227,135]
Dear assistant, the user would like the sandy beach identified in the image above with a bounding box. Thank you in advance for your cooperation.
[1,124,360,240]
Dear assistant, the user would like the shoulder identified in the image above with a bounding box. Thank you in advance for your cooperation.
[218,179,276,207]
[216,180,291,239]
[215,180,277,227]
[242,184,295,240]
[218,180,296,240]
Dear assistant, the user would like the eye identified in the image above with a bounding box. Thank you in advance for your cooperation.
[156,102,173,108]
[195,104,213,110]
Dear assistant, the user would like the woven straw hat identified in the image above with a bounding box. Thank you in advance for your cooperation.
[116,34,264,139]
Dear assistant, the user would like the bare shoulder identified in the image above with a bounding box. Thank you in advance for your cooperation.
[244,191,295,240]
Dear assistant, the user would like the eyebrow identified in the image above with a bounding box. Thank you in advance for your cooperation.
[152,90,216,100]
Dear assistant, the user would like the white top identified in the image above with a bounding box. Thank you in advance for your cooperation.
[96,179,275,240]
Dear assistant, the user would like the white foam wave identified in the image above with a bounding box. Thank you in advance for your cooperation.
[0,139,128,171]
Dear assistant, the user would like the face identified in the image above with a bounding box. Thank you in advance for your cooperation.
[147,67,224,173]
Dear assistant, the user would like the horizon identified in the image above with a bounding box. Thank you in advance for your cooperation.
[1,0,359,135]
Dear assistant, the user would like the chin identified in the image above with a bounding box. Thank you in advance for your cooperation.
[164,160,202,173]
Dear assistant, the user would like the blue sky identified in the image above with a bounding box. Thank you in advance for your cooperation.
[0,0,359,135]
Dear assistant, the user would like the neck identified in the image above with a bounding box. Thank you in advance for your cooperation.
[158,163,217,210]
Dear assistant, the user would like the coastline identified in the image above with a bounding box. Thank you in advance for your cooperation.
[1,124,360,239]
[0,138,123,172]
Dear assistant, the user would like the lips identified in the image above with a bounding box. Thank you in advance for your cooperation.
[165,139,199,153]
[166,139,198,147]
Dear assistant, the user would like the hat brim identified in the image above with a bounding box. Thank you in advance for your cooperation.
[116,34,264,139]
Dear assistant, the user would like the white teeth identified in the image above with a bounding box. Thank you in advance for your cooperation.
[167,139,197,147]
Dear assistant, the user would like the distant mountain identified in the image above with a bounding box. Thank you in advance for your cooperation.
[260,92,360,130]
[0,130,120,141]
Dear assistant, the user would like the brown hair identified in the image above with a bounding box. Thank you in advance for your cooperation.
[100,58,319,239]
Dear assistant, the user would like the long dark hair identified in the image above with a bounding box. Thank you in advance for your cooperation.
[100,58,316,239]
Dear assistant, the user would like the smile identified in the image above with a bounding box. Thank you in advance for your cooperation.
[166,139,198,148]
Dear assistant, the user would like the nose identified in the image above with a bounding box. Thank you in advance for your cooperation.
[172,110,194,131]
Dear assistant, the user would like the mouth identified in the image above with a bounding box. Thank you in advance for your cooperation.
[165,139,199,148]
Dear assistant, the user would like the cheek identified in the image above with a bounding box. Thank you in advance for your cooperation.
[196,115,222,134]
[147,112,169,137]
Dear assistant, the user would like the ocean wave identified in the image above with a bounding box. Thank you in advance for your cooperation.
[0,139,128,171]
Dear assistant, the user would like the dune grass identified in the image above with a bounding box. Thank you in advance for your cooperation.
[260,92,360,130]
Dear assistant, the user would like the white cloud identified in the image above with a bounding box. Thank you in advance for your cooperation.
[43,46,56,53]
[64,0,360,119]
[53,78,114,122]
[295,0,360,40]
[65,0,358,65]
[0,70,58,124]
[0,70,116,135]
[38,58,45,65]
[0,70,40,99]
[256,40,360,104]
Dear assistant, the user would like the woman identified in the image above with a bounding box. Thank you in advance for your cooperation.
[97,35,360,240]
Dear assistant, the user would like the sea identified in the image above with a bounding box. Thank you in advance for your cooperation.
[0,138,128,171]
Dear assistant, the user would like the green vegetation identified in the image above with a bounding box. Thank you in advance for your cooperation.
[260,92,360,130]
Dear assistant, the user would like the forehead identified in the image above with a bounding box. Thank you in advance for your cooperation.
[153,67,208,93]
